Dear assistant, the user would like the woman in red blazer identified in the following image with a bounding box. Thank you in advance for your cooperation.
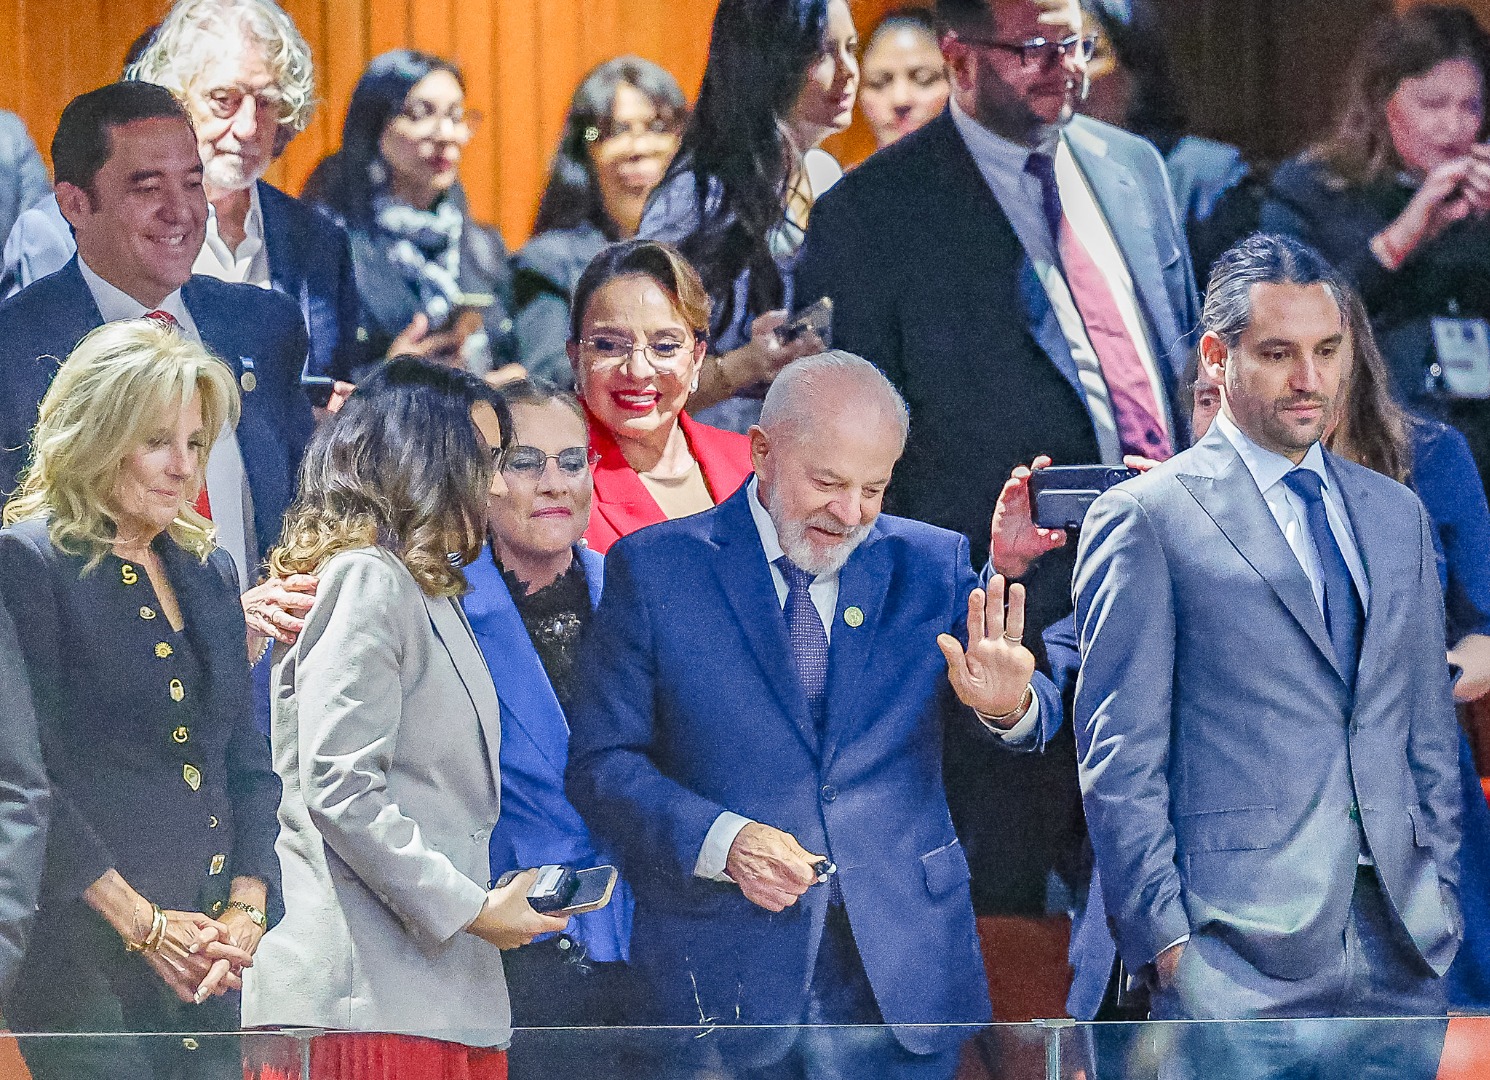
[568,240,753,553]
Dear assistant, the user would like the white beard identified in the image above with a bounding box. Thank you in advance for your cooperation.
[772,509,872,577]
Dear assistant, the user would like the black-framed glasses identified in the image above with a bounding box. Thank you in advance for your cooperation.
[502,445,598,480]
[952,32,1097,70]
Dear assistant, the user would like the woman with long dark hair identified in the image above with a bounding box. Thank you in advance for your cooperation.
[242,358,568,1079]
[514,58,686,382]
[639,0,858,432]
[303,50,520,379]
[1261,4,1490,489]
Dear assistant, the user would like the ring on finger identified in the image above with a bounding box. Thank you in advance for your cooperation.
[1003,632,1021,642]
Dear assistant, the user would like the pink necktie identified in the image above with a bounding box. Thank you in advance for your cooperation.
[143,309,210,517]
[1026,153,1173,461]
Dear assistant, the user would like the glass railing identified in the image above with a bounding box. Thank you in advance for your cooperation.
[0,1017,1484,1079]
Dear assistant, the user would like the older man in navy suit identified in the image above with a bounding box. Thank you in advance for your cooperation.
[1075,235,1462,1079]
[0,82,312,592]
[568,351,1061,1079]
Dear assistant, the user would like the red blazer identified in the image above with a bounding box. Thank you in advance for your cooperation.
[583,410,754,554]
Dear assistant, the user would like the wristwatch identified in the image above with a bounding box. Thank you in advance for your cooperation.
[226,900,266,927]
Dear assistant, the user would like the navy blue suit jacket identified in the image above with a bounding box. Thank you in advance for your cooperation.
[566,483,1060,1054]
[465,543,633,964]
[258,180,367,392]
[0,258,314,562]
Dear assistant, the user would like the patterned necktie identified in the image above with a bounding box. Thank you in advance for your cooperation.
[1282,469,1362,689]
[776,556,829,740]
[1025,151,1174,460]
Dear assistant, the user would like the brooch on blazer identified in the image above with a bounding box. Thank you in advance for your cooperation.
[239,357,257,393]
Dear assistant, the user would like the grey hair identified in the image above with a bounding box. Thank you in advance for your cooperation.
[128,0,317,136]
[759,350,910,448]
[1202,233,1346,347]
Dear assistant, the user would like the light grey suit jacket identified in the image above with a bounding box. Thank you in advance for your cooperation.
[242,548,510,1045]
[1073,427,1462,1002]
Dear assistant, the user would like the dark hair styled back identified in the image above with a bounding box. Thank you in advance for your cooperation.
[1312,4,1490,187]
[868,5,938,46]
[568,239,714,342]
[1326,287,1414,485]
[270,356,512,598]
[1201,233,1346,347]
[309,49,464,226]
[661,0,833,336]
[499,378,589,429]
[52,82,191,192]
[533,57,686,240]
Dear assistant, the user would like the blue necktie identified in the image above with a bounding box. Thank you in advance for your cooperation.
[776,556,829,740]
[1282,469,1362,689]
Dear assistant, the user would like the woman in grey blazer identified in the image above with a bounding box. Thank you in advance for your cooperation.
[242,358,568,1079]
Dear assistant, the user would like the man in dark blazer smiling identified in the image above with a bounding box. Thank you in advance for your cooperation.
[0,83,312,588]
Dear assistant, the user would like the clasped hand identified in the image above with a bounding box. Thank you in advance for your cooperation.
[145,910,255,1005]
[725,822,826,913]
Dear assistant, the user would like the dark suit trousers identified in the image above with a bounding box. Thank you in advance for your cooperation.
[1151,868,1446,1080]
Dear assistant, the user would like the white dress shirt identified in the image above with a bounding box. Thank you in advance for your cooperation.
[77,257,257,592]
[948,99,1174,464]
[693,479,1038,881]
[195,184,271,288]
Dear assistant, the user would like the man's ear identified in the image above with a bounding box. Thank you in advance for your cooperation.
[1198,330,1228,386]
[749,425,769,477]
[55,181,93,230]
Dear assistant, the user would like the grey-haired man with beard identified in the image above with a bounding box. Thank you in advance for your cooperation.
[567,351,1062,1079]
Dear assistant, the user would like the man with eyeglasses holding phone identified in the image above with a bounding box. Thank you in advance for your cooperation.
[796,0,1199,1025]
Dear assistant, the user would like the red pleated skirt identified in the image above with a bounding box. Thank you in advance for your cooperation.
[246,1031,508,1080]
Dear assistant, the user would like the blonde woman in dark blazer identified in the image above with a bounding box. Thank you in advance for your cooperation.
[242,358,567,1080]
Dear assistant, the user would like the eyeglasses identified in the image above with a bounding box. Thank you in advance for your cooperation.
[201,85,293,124]
[397,101,483,139]
[503,445,599,480]
[578,335,694,376]
[583,114,680,147]
[951,32,1098,70]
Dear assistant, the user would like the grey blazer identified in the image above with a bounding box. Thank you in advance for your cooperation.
[1072,427,1462,1001]
[242,548,510,1045]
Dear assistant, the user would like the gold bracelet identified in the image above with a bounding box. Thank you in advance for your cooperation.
[126,904,167,954]
[226,900,267,927]
[979,684,1034,726]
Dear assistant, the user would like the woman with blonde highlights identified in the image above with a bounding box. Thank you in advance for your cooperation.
[0,319,281,1080]
[243,357,568,1080]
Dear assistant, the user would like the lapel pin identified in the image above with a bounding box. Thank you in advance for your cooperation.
[844,606,864,628]
[240,357,257,393]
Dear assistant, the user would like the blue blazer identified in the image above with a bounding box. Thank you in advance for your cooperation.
[258,181,367,393]
[0,258,314,561]
[566,483,1060,1055]
[463,543,633,963]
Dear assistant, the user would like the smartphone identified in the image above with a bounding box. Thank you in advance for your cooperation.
[301,374,336,409]
[1028,465,1140,530]
[494,864,620,916]
[776,296,833,347]
[431,292,495,334]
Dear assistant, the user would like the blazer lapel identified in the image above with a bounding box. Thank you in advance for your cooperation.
[1328,456,1392,681]
[588,415,667,539]
[424,593,503,767]
[258,181,301,301]
[709,491,820,757]
[1177,430,1342,678]
[819,525,890,767]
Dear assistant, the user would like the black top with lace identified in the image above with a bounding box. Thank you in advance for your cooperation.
[497,554,592,714]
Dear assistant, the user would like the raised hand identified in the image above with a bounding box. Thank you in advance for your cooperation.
[990,456,1067,579]
[725,822,825,913]
[937,575,1036,725]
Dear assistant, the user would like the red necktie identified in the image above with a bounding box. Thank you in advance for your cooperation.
[141,310,207,515]
[1026,153,1173,461]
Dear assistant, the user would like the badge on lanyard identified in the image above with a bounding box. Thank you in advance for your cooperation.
[1431,317,1490,399]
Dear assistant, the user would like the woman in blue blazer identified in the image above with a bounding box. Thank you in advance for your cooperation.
[465,379,635,1076]
[0,320,281,1080]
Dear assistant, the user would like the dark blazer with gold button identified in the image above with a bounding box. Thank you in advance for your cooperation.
[0,517,281,927]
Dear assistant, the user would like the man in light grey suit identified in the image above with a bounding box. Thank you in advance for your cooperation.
[1073,234,1462,1079]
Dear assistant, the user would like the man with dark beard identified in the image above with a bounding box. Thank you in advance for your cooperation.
[566,350,1062,1079]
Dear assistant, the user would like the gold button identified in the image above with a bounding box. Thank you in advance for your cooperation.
[169,679,184,703]
[139,606,156,621]
[240,371,257,393]
[183,763,201,791]
[155,642,173,659]
[120,564,138,586]
[844,606,864,628]
[208,853,225,876]
[208,815,219,828]
[171,726,189,744]
[210,900,224,914]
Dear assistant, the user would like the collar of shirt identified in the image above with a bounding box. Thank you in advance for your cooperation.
[1213,407,1328,494]
[746,476,841,641]
[76,255,199,341]
[197,184,268,286]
